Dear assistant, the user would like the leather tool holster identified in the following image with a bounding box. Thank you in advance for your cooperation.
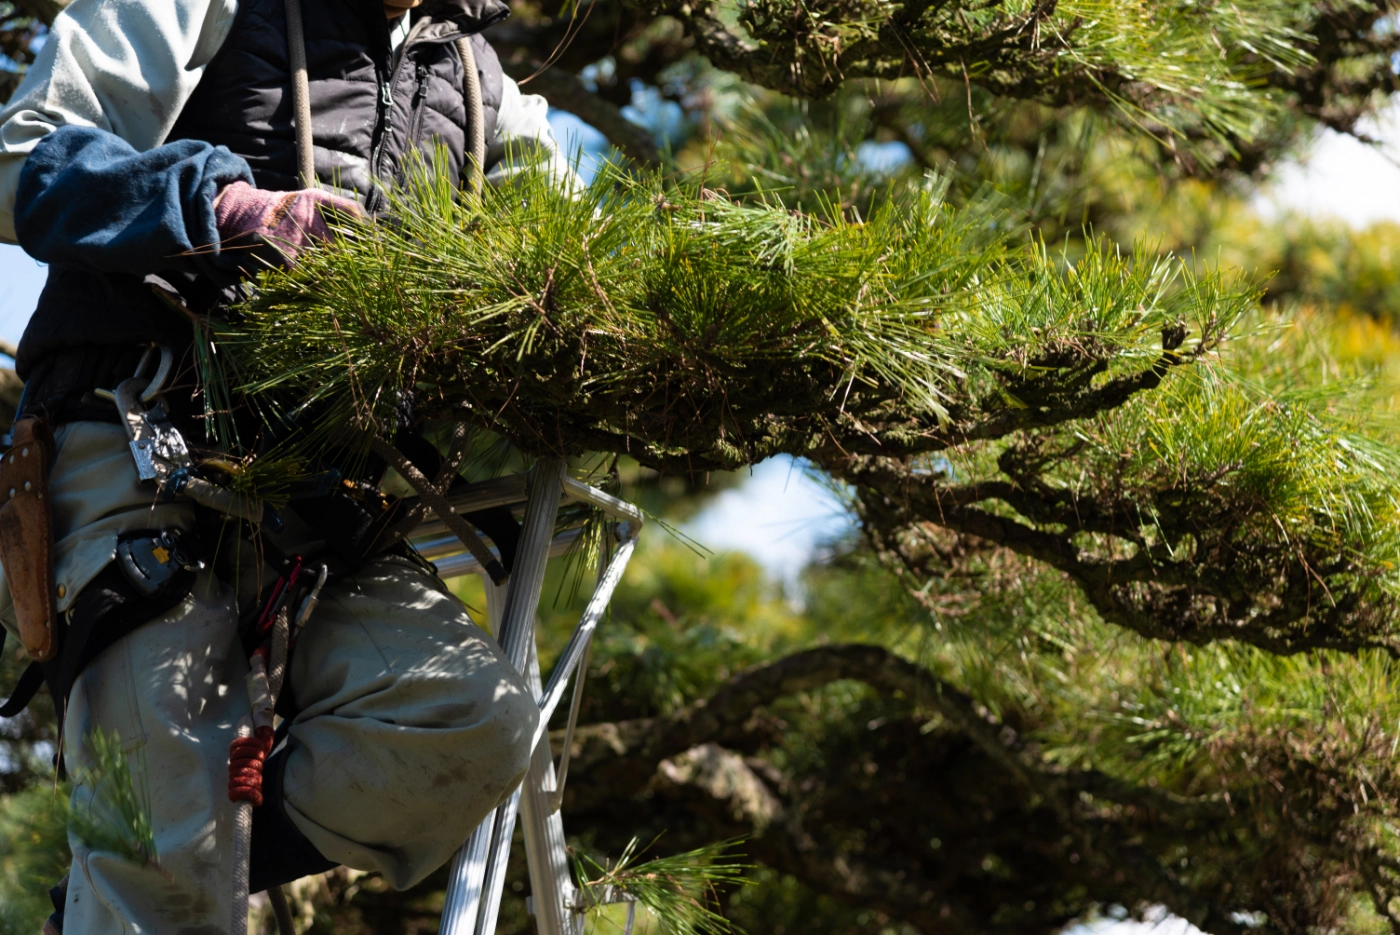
[0,416,58,660]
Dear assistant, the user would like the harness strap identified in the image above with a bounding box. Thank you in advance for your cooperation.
[0,558,197,729]
[0,654,43,718]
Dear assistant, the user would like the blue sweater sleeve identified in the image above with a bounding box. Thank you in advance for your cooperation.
[13,125,254,278]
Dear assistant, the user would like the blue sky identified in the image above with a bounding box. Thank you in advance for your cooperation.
[0,241,42,348]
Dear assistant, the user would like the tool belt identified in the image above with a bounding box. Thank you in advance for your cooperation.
[0,344,207,719]
[0,343,522,724]
[16,343,403,561]
[0,344,379,722]
[0,416,58,660]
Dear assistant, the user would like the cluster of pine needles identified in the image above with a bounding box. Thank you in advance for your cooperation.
[66,728,158,870]
[200,157,1252,484]
[189,157,1400,652]
[572,837,749,935]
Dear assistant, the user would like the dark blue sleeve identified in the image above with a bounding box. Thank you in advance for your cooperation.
[13,125,255,278]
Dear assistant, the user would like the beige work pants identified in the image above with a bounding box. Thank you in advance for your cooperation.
[11,423,537,935]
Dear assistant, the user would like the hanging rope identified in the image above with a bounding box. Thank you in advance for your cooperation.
[285,0,315,187]
[455,37,485,194]
[231,561,312,935]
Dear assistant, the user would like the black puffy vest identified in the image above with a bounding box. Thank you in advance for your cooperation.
[15,0,506,377]
[169,0,506,204]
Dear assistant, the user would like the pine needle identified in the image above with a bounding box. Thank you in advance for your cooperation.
[573,837,751,935]
[67,728,158,869]
[197,156,1253,488]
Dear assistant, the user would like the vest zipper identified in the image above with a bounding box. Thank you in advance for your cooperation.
[372,74,396,186]
[370,18,432,196]
[365,74,391,212]
[407,64,431,151]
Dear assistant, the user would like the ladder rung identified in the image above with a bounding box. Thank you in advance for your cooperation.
[405,472,645,544]
[426,527,586,580]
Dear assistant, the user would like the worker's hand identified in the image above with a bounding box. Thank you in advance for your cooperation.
[213,180,362,267]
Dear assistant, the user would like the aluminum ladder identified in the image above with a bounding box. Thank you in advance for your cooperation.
[407,459,643,935]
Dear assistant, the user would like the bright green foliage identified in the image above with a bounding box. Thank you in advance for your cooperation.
[211,162,979,447]
[0,786,68,935]
[67,729,158,870]
[205,160,1252,480]
[218,153,1400,654]
[574,837,750,934]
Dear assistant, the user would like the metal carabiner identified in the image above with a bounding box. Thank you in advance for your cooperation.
[113,376,191,482]
[292,563,330,640]
[134,344,174,403]
[94,343,174,404]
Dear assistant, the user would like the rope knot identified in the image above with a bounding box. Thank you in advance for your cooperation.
[228,725,276,806]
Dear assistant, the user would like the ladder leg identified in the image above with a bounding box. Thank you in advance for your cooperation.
[439,461,566,935]
[439,575,512,935]
[475,786,524,934]
[497,460,567,666]
[520,638,583,935]
[440,813,498,935]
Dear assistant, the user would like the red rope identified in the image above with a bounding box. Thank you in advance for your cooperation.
[228,725,275,806]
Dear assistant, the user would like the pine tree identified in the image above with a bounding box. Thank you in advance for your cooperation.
[8,0,1400,932]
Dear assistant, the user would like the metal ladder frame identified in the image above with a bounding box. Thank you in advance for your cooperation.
[411,459,644,935]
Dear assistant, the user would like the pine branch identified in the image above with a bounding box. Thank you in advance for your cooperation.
[564,644,1231,824]
[845,348,1400,656]
[213,162,1250,472]
[573,837,750,935]
[661,0,1327,150]
[367,434,508,583]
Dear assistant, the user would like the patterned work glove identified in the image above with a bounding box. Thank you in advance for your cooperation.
[213,180,362,267]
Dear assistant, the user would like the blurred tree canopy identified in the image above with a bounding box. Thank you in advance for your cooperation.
[11,0,1400,933]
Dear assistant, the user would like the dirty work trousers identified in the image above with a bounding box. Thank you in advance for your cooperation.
[1,422,538,934]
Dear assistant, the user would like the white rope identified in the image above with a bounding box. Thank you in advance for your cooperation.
[230,715,255,935]
[285,0,316,186]
[455,37,485,193]
[232,641,289,934]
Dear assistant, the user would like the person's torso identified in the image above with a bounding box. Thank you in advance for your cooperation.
[17,0,505,377]
[167,0,506,208]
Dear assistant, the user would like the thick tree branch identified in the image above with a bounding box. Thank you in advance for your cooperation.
[560,645,1262,934]
[565,643,1230,825]
[845,457,1400,655]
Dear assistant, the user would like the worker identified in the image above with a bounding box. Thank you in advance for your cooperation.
[0,0,566,929]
